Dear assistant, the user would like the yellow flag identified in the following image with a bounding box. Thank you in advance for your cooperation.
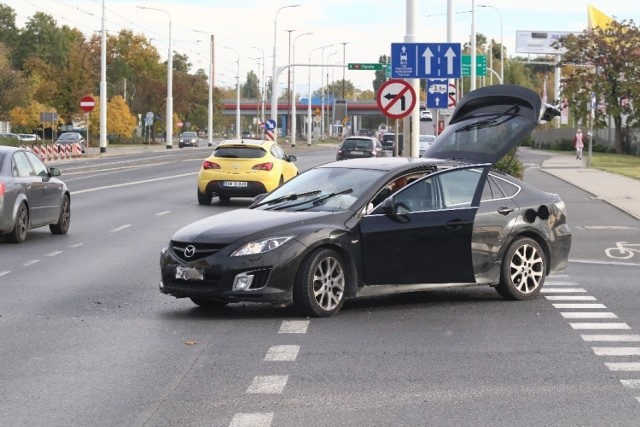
[588,5,613,30]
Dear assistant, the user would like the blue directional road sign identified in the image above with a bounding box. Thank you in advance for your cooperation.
[265,119,277,131]
[391,43,461,79]
[426,79,449,109]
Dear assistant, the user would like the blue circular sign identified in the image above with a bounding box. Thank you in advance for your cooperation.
[265,119,277,131]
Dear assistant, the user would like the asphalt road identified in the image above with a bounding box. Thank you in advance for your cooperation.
[0,145,639,426]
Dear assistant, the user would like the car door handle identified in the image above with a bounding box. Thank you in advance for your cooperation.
[498,207,515,216]
[445,219,468,229]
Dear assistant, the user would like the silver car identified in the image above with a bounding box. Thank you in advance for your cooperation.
[0,146,71,243]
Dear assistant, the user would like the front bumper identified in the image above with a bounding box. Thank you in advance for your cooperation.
[159,239,307,304]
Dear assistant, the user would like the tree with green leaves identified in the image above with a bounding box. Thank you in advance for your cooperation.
[0,43,29,120]
[241,70,260,100]
[373,54,389,94]
[556,19,640,154]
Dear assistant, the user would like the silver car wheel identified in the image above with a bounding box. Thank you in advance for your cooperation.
[294,248,347,317]
[509,243,544,293]
[496,237,546,300]
[312,256,345,312]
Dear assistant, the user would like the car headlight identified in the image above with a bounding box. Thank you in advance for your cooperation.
[231,236,294,256]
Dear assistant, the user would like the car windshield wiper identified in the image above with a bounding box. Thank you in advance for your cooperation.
[293,188,354,211]
[456,104,521,133]
[253,190,322,208]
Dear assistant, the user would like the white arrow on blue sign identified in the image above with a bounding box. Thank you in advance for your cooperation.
[391,43,461,79]
[426,79,449,109]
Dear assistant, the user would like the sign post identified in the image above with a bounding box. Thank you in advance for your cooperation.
[80,96,95,148]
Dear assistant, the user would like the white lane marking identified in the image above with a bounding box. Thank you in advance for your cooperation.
[246,375,288,394]
[593,347,640,356]
[606,363,640,371]
[22,259,39,267]
[264,345,300,362]
[553,303,608,309]
[621,380,640,389]
[561,312,618,319]
[545,295,597,301]
[570,323,631,330]
[581,335,640,342]
[111,224,132,233]
[279,320,309,334]
[544,281,580,286]
[70,243,84,248]
[155,211,172,216]
[229,413,274,427]
[0,271,10,277]
[45,251,63,257]
[71,172,196,195]
[541,288,587,293]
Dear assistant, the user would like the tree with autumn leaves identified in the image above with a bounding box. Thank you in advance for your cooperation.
[556,19,640,154]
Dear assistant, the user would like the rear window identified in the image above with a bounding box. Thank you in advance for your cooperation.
[213,146,266,159]
[342,139,373,150]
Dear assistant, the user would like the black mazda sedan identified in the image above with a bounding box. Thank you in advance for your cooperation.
[160,85,571,317]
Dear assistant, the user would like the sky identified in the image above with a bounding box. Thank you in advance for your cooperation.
[5,0,640,95]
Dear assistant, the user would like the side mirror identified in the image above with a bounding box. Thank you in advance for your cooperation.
[49,167,61,177]
[252,193,267,205]
[288,154,297,162]
[379,197,394,215]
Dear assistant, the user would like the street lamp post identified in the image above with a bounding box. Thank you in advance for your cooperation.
[285,29,295,139]
[291,31,313,147]
[479,3,503,84]
[224,46,241,139]
[252,47,266,132]
[327,51,338,137]
[308,45,326,146]
[341,42,348,99]
[270,4,299,142]
[321,44,337,141]
[137,6,173,148]
[193,30,214,146]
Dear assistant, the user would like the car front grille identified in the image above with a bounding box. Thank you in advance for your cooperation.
[171,241,227,262]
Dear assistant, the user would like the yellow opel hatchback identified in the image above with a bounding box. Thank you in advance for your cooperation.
[197,139,298,204]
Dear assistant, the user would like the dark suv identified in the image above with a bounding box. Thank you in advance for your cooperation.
[336,137,384,160]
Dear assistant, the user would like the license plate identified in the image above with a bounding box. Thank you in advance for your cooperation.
[350,150,363,155]
[175,266,204,281]
[223,181,248,188]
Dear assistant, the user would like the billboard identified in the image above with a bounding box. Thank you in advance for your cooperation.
[515,30,580,54]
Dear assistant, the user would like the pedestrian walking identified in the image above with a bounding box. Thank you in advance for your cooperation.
[574,129,584,160]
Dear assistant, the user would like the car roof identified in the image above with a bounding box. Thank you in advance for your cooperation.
[0,145,20,154]
[318,156,450,172]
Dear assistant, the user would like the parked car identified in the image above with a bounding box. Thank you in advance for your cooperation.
[336,136,384,160]
[196,138,298,204]
[357,129,373,137]
[160,84,570,317]
[241,131,255,139]
[55,132,86,153]
[18,134,41,142]
[420,109,433,121]
[179,131,199,148]
[0,146,71,243]
[419,134,436,157]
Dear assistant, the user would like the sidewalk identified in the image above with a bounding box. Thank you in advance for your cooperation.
[534,148,640,221]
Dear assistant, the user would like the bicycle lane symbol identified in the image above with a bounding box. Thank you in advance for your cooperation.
[605,241,640,259]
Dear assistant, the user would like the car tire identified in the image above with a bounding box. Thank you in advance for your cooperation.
[190,298,228,309]
[50,194,70,235]
[496,237,546,300]
[6,202,29,243]
[197,189,212,205]
[218,195,230,203]
[294,248,347,317]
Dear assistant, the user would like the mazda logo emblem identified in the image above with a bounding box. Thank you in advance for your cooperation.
[184,245,196,258]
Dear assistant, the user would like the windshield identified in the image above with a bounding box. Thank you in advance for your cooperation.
[252,167,386,212]
[58,133,79,141]
[182,132,197,138]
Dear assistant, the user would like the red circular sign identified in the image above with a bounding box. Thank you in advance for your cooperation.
[376,79,417,120]
[80,96,95,113]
